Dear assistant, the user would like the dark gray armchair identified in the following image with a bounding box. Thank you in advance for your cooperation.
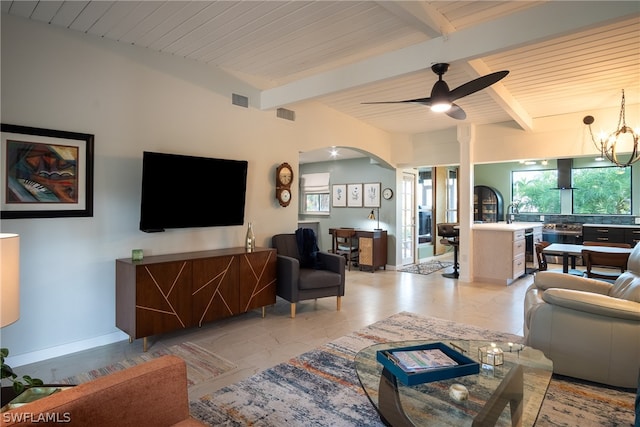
[272,233,345,318]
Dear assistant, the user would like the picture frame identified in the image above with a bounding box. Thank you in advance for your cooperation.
[363,182,381,207]
[1,124,94,219]
[347,183,363,207]
[332,184,347,207]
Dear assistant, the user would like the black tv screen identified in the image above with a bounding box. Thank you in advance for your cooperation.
[139,151,248,232]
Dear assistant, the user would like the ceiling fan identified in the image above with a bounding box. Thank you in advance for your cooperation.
[363,63,509,120]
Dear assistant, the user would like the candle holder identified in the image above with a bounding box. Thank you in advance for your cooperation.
[478,343,504,366]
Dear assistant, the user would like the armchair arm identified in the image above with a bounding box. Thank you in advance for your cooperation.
[276,255,300,302]
[317,251,344,274]
[542,288,640,321]
[534,271,612,295]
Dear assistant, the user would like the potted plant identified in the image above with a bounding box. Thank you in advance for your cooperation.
[1,348,43,394]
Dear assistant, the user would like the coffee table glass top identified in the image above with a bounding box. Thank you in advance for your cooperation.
[354,340,553,427]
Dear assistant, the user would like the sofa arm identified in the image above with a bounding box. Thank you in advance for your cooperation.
[534,271,612,294]
[2,355,203,426]
[542,288,640,321]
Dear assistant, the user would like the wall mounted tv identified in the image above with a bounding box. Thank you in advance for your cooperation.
[139,151,248,232]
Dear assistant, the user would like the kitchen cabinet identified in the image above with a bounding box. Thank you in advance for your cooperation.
[583,224,640,247]
[474,185,504,223]
[116,247,276,351]
[473,223,542,285]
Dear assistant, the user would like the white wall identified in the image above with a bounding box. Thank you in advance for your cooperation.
[0,15,396,365]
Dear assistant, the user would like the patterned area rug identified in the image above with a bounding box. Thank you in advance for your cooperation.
[397,260,453,275]
[190,312,636,426]
[58,342,236,386]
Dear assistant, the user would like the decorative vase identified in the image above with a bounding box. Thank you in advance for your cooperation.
[245,222,256,252]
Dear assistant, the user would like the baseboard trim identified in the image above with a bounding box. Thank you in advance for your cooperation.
[8,331,129,367]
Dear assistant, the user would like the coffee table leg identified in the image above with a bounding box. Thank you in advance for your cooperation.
[378,367,414,427]
[472,365,524,427]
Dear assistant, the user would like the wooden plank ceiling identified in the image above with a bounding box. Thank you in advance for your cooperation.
[2,1,639,139]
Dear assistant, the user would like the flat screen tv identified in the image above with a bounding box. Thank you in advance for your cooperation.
[139,151,248,232]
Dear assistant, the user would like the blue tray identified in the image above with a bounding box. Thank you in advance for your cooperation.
[377,342,480,386]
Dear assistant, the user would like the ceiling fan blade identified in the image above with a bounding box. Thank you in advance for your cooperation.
[362,97,431,106]
[446,103,466,120]
[449,70,509,101]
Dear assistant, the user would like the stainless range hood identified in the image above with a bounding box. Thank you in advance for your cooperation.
[552,158,576,190]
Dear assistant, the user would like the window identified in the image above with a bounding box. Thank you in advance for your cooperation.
[301,173,330,214]
[417,169,432,243]
[573,166,631,214]
[446,169,458,223]
[512,169,560,213]
[304,193,330,213]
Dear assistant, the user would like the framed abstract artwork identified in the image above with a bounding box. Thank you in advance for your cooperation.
[332,184,347,207]
[1,124,94,219]
[363,182,381,207]
[347,183,363,207]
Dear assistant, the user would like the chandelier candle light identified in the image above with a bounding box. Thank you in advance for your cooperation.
[583,89,640,167]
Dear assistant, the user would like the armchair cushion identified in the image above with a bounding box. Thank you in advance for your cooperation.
[541,288,640,321]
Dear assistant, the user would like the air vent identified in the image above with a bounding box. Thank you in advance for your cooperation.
[277,108,295,121]
[232,93,249,108]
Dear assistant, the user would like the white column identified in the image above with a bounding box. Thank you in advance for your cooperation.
[457,124,475,283]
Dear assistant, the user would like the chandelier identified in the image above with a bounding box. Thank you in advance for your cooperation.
[583,90,639,167]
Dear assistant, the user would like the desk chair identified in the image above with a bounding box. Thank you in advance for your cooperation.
[333,228,359,271]
[535,241,584,276]
[582,249,630,282]
[437,223,459,278]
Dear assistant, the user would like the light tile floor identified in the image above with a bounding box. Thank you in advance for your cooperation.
[13,256,537,400]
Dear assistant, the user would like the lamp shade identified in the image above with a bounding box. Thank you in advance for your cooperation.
[1,233,20,327]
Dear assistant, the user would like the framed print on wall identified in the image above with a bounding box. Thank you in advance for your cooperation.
[347,183,363,207]
[363,182,381,207]
[332,184,347,207]
[1,124,95,219]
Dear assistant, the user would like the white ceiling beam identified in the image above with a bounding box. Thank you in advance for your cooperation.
[260,1,639,117]
[375,1,449,39]
[376,0,533,130]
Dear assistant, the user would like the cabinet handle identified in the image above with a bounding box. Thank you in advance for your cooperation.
[596,229,609,233]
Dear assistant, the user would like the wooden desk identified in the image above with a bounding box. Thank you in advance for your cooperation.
[542,243,632,274]
[329,228,387,272]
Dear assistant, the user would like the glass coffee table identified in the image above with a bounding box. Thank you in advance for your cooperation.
[355,340,553,427]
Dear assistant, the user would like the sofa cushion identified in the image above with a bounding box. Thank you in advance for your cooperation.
[298,269,342,290]
[610,272,640,302]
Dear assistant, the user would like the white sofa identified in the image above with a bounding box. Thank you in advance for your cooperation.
[524,244,640,388]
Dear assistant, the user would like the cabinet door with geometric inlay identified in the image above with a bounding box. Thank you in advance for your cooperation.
[239,249,276,312]
[191,255,240,326]
[135,260,193,338]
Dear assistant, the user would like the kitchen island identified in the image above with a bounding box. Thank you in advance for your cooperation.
[473,222,543,285]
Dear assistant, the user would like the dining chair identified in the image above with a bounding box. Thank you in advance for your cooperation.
[581,249,630,282]
[582,241,631,248]
[333,228,359,271]
[535,241,584,276]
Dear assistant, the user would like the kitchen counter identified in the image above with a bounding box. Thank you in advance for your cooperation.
[472,222,543,231]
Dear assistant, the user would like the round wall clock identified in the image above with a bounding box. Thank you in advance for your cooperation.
[382,188,394,200]
[276,163,293,207]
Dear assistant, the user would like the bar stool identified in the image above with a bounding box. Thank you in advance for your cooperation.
[437,223,459,278]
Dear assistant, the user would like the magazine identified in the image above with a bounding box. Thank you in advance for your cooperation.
[389,348,459,372]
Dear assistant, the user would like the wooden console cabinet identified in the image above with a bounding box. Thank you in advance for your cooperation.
[116,247,276,350]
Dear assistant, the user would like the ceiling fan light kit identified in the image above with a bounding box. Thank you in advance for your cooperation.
[363,63,508,121]
[583,89,639,168]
